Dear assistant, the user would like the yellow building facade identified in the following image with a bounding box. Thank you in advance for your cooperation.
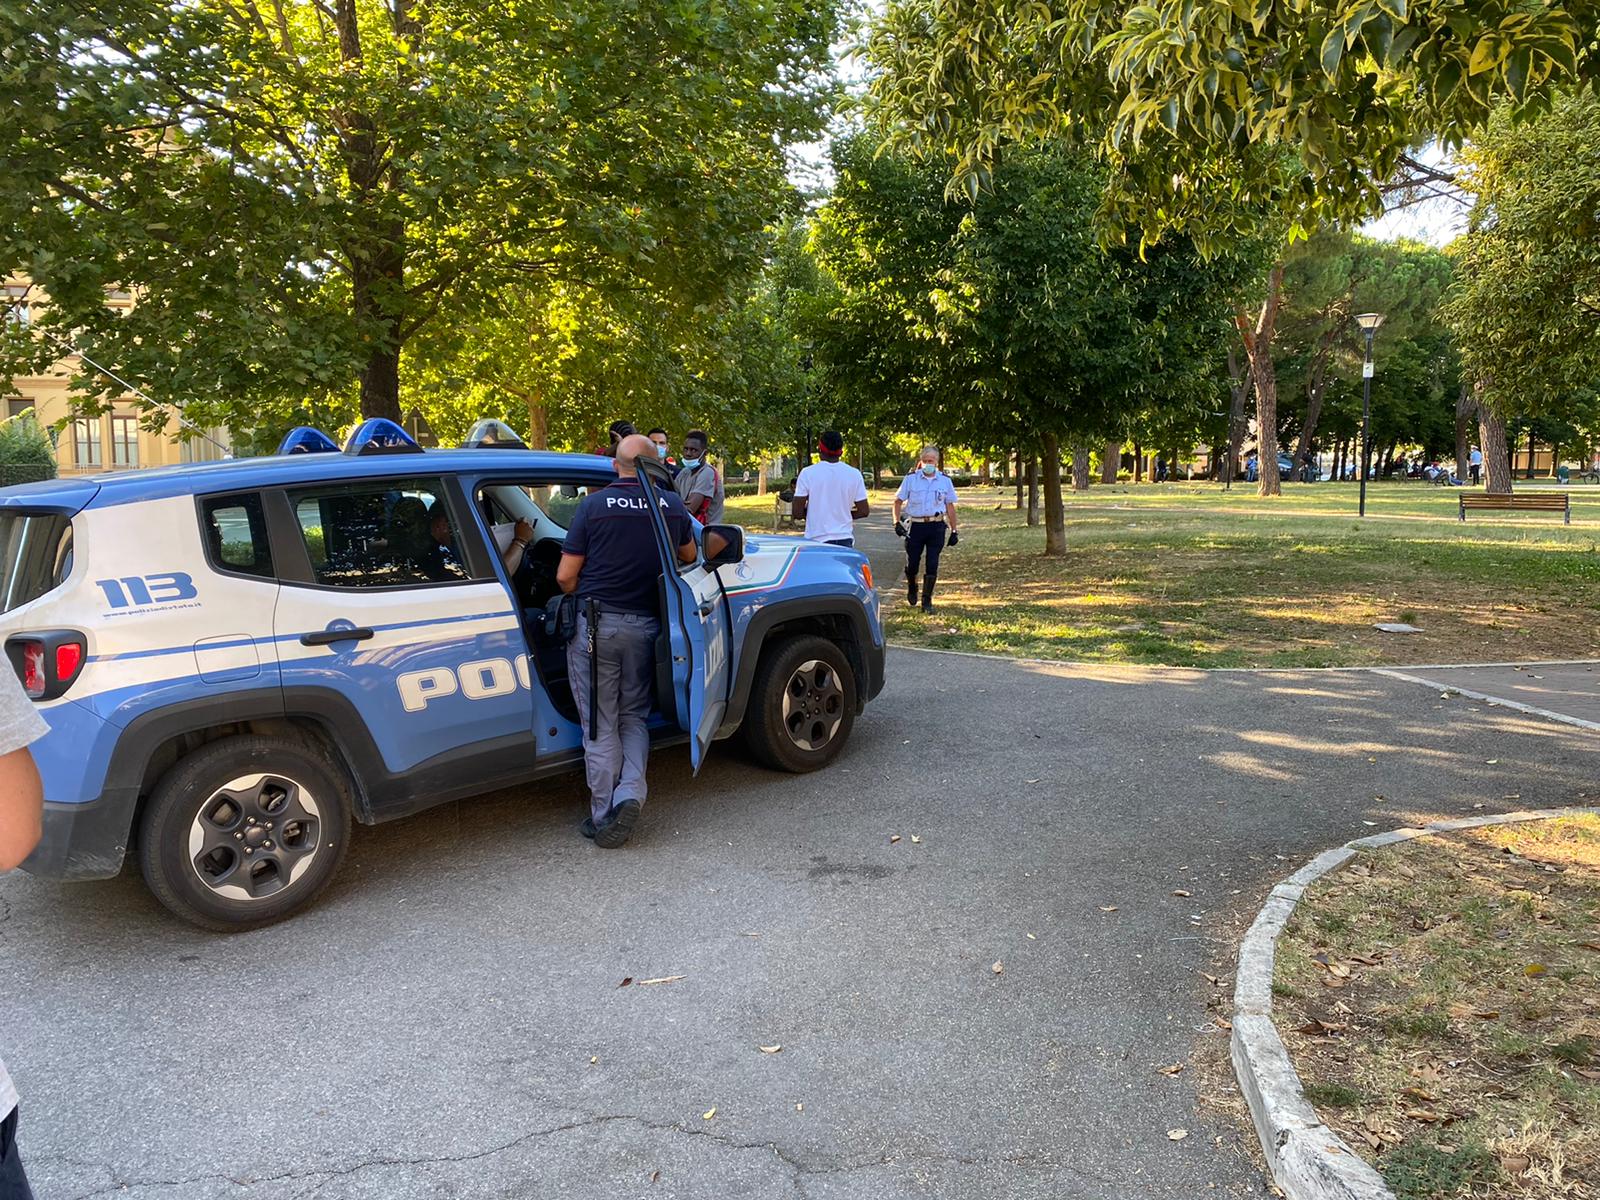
[3,279,231,476]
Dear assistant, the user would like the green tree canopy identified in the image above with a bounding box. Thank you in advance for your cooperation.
[0,0,836,434]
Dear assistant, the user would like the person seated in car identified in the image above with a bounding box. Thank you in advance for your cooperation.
[420,502,533,582]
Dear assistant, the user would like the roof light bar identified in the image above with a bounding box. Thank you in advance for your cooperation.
[344,418,423,456]
[276,427,340,455]
[460,419,528,450]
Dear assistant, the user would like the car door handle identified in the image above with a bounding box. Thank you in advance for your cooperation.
[697,600,715,617]
[300,627,375,646]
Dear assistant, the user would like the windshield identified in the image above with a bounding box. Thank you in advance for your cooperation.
[0,512,73,614]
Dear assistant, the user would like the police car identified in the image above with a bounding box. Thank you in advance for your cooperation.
[0,418,884,930]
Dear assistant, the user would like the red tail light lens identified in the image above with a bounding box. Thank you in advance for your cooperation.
[55,641,84,683]
[18,641,45,699]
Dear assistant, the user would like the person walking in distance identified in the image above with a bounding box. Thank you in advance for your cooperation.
[674,429,724,524]
[893,446,960,612]
[1,666,47,1199]
[1469,445,1483,485]
[792,430,869,547]
[557,434,698,848]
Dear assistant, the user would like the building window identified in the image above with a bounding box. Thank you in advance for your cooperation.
[73,418,102,468]
[111,415,139,467]
[2,286,28,328]
[5,399,34,421]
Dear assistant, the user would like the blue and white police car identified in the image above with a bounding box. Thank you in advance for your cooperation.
[0,418,884,930]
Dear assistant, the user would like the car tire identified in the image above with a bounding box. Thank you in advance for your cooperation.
[739,634,857,773]
[137,734,352,932]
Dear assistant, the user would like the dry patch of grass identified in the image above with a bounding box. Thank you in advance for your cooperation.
[1273,814,1600,1199]
[863,484,1600,668]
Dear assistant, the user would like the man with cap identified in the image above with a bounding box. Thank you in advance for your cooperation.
[792,430,869,547]
[557,433,698,848]
[893,446,960,612]
[674,429,724,524]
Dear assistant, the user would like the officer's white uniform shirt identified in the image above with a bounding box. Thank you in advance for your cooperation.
[794,459,868,542]
[897,470,957,518]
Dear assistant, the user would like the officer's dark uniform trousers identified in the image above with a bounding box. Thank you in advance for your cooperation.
[906,520,946,605]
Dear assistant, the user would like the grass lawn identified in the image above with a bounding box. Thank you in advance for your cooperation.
[726,481,1600,669]
[1272,814,1600,1199]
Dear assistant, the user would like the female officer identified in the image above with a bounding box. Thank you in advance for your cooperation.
[893,446,960,612]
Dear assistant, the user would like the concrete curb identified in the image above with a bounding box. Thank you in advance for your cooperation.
[1230,806,1600,1200]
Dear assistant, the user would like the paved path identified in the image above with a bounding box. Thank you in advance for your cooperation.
[3,653,1595,1200]
[1378,660,1600,730]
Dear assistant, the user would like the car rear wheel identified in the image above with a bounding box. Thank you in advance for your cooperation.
[739,634,857,772]
[137,735,352,932]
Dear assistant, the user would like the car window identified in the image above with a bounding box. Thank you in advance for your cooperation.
[477,481,596,541]
[0,511,72,614]
[288,478,472,588]
[199,493,273,579]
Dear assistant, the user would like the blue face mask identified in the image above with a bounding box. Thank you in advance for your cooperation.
[654,443,668,459]
[920,463,938,477]
[682,456,701,470]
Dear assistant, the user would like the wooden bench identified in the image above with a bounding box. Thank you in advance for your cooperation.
[1458,492,1571,523]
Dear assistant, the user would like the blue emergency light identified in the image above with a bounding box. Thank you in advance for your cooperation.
[344,418,423,456]
[275,427,340,455]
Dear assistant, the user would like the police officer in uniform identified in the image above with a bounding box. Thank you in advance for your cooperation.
[893,446,960,612]
[557,434,698,848]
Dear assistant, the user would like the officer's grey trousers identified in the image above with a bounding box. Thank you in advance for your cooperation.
[566,609,660,822]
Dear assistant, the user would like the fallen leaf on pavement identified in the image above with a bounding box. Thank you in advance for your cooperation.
[638,975,687,986]
[1025,778,1040,784]
[650,1170,661,1183]
[703,1108,716,1120]
[590,1056,599,1065]
[1098,905,1118,912]
[910,835,921,844]
[759,1045,782,1054]
[1214,1016,1233,1031]
[1524,963,1547,977]
[1405,1109,1440,1123]
[1168,1129,1189,1141]
[1172,889,1192,898]
[618,977,634,988]
[992,960,1004,975]
[889,834,901,844]
[1158,1063,1185,1076]
[1295,1018,1347,1036]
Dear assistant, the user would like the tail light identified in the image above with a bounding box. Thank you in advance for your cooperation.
[6,631,87,701]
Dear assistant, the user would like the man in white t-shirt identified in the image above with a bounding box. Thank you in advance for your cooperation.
[1,666,46,1199]
[792,430,870,546]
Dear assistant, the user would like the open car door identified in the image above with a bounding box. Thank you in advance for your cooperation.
[636,462,731,772]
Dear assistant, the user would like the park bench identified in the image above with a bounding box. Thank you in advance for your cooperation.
[1458,492,1571,523]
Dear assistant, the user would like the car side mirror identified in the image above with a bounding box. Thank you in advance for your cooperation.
[703,524,744,567]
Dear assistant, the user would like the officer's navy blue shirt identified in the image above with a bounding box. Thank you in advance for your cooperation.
[563,478,694,613]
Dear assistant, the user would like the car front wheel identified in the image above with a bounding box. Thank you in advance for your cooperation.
[137,734,352,932]
[739,634,857,772]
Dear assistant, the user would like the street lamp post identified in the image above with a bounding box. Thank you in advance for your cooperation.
[1354,312,1385,517]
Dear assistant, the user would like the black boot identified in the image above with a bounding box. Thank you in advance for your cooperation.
[921,572,937,612]
[906,567,919,606]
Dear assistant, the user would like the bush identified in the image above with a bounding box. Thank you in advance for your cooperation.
[0,413,57,482]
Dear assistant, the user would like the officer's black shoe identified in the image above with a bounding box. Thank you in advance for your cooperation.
[921,574,937,613]
[906,571,919,606]
[580,816,598,840]
[594,798,642,849]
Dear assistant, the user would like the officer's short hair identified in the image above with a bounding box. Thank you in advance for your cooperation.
[919,445,939,460]
[685,429,707,448]
[646,427,667,438]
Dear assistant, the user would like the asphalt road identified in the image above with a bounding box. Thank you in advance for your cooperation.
[3,652,1596,1200]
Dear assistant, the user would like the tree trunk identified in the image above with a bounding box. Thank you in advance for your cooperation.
[1101,441,1119,484]
[1226,345,1251,484]
[1291,321,1342,481]
[1332,439,1344,483]
[1237,263,1285,497]
[1477,386,1513,493]
[1454,383,1475,483]
[1039,432,1066,556]
[757,461,767,496]
[1071,439,1091,491]
[1015,448,1024,510]
[1026,456,1040,525]
[1527,431,1537,480]
[525,391,549,449]
[1132,442,1143,482]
